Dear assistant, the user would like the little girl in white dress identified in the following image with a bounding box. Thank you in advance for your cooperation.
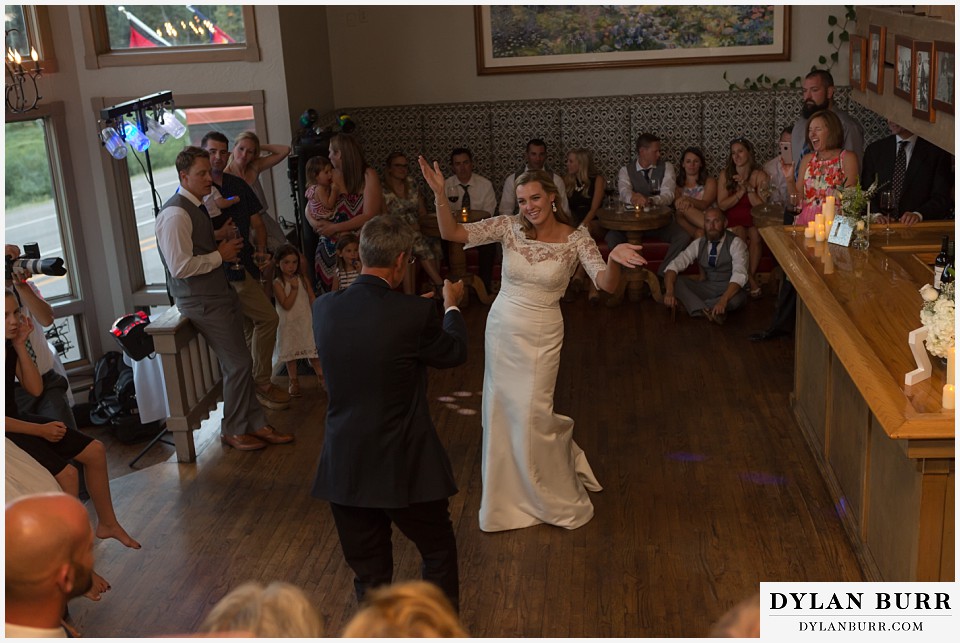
[272,244,325,396]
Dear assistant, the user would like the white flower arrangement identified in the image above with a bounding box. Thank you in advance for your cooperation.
[919,281,955,358]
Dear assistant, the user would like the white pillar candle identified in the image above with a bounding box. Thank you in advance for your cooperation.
[943,384,955,410]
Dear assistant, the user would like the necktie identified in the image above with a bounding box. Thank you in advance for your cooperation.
[199,203,209,217]
[891,140,908,210]
[641,168,652,183]
[708,241,719,268]
[460,184,471,210]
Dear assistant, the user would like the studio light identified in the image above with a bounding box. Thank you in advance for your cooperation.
[143,115,169,144]
[100,127,127,160]
[122,121,151,152]
[159,110,187,139]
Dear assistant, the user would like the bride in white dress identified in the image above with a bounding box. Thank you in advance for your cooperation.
[419,158,646,532]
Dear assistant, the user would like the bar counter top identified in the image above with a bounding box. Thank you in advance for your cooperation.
[761,222,955,441]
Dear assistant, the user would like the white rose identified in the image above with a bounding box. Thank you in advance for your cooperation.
[920,284,939,302]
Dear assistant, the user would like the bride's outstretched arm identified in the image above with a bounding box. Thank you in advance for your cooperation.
[595,243,646,293]
[418,156,469,244]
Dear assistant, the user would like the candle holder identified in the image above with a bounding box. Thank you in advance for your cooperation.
[4,28,43,114]
[851,216,870,250]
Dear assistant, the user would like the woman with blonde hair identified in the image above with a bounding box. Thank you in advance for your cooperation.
[342,581,467,637]
[199,581,323,637]
[225,130,291,252]
[563,148,606,302]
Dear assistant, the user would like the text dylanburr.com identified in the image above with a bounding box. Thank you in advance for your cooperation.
[761,582,955,640]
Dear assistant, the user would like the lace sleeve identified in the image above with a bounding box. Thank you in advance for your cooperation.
[574,227,607,285]
[463,215,512,249]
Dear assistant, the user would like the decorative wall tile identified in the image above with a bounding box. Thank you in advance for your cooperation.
[628,94,703,175]
[490,100,563,201]
[421,103,494,180]
[701,91,777,175]
[559,95,633,184]
[348,106,423,175]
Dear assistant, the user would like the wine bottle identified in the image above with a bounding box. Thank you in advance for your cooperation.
[941,241,955,287]
[934,236,949,289]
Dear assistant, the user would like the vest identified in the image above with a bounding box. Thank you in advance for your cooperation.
[626,160,666,195]
[158,191,229,299]
[696,230,738,283]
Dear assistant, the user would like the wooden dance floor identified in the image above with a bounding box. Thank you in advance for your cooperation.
[71,293,863,637]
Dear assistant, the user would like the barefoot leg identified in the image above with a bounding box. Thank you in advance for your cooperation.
[74,440,141,549]
[83,570,112,601]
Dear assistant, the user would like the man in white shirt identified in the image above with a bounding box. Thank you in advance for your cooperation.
[444,147,498,290]
[662,208,749,325]
[155,147,293,451]
[611,132,689,273]
[498,138,567,217]
[5,493,94,638]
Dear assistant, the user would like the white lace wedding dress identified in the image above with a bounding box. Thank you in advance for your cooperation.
[464,215,607,532]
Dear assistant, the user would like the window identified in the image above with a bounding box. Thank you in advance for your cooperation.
[3,5,57,71]
[125,105,257,287]
[4,105,90,368]
[81,5,259,68]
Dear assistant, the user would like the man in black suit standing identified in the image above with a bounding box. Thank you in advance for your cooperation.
[861,120,954,225]
[312,215,467,610]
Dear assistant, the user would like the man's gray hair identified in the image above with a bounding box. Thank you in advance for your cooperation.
[359,215,416,268]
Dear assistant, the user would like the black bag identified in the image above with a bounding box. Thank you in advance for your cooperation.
[89,351,161,444]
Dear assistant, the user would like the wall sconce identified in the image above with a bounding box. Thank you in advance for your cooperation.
[5,28,42,114]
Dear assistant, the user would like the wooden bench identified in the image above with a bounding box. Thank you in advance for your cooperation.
[145,307,223,463]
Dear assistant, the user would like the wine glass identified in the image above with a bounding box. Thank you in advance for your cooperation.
[646,178,660,211]
[757,183,772,215]
[227,227,245,272]
[787,193,802,235]
[253,249,271,285]
[878,190,895,237]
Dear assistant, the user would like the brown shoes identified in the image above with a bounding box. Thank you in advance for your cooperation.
[257,384,291,410]
[220,433,267,451]
[249,425,295,444]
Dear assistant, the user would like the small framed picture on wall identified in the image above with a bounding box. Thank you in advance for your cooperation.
[867,24,886,94]
[849,35,867,91]
[893,36,913,101]
[912,40,935,122]
[932,40,954,115]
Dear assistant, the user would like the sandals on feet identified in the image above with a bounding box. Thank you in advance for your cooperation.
[288,381,302,397]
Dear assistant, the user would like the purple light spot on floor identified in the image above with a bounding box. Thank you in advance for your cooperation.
[456,408,477,416]
[835,496,848,518]
[437,396,455,403]
[740,471,787,485]
[666,452,708,462]
[453,391,472,398]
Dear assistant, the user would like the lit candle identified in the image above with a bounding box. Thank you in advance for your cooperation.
[460,208,469,223]
[30,47,39,71]
[815,213,824,227]
[824,195,835,218]
[855,219,865,231]
[948,347,955,386]
[804,224,815,238]
[943,384,955,410]
[815,225,826,242]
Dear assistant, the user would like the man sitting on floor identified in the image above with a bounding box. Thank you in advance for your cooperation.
[662,208,748,325]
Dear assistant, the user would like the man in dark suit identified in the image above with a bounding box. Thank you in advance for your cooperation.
[862,120,954,225]
[312,215,467,610]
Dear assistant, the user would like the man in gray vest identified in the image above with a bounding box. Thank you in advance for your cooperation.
[662,208,748,325]
[155,147,294,450]
[611,132,690,274]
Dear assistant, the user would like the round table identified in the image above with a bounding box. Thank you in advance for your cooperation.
[597,206,672,305]
[418,209,494,305]
[751,202,786,227]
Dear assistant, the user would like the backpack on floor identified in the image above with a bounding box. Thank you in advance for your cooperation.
[89,351,136,425]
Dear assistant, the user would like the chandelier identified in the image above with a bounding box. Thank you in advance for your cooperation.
[5,28,42,113]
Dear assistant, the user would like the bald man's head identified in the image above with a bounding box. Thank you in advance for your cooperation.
[6,493,94,605]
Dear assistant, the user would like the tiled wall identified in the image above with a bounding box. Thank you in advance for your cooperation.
[333,87,887,201]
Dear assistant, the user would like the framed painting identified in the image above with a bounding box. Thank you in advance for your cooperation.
[912,40,935,122]
[893,35,913,101]
[849,35,866,92]
[866,24,886,94]
[932,40,954,115]
[474,5,791,74]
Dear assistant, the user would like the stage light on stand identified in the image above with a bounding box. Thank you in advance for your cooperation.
[122,120,150,153]
[159,111,186,139]
[143,115,169,144]
[100,126,127,160]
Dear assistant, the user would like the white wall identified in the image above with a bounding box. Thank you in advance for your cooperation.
[39,6,292,355]
[326,5,848,107]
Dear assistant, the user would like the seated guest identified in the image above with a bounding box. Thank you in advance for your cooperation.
[564,148,606,303]
[341,581,468,637]
[612,132,690,273]
[762,126,794,210]
[674,146,718,239]
[199,581,323,637]
[662,208,748,325]
[786,110,859,226]
[716,138,768,298]
[499,138,568,216]
[444,147,498,291]
[5,288,141,552]
[861,119,954,225]
[382,151,444,295]
[5,493,96,638]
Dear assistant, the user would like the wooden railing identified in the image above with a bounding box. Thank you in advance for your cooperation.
[145,307,223,463]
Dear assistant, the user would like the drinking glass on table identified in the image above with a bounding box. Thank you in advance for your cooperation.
[226,227,245,273]
[646,178,660,210]
[252,249,271,285]
[878,190,896,237]
[787,193,802,235]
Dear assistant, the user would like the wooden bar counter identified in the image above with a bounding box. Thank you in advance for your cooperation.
[761,223,954,582]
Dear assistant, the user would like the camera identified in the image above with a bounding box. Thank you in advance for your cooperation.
[5,242,67,281]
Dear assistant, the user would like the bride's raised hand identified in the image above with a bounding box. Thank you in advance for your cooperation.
[609,243,647,268]
[418,156,446,197]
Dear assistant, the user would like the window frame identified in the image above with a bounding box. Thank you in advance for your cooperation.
[93,90,269,309]
[5,101,92,368]
[80,5,260,69]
